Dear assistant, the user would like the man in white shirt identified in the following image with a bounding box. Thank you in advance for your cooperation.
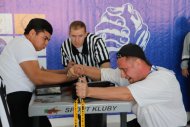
[69,43,187,127]
[0,18,75,127]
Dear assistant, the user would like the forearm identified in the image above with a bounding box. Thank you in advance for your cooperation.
[32,70,74,85]
[44,69,67,74]
[20,61,75,85]
[87,87,134,101]
[83,66,101,81]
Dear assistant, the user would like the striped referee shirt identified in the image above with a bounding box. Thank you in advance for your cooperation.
[61,33,110,68]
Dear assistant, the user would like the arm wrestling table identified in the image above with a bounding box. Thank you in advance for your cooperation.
[29,93,133,127]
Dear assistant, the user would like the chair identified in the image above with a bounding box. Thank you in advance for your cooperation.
[0,76,12,127]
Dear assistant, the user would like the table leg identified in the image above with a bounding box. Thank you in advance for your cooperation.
[120,113,127,127]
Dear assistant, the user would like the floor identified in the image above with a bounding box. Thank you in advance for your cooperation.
[49,114,136,127]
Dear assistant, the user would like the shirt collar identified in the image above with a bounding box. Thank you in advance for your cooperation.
[71,33,89,55]
[149,65,158,74]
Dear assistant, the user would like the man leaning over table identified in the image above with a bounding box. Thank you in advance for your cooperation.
[0,18,76,127]
[69,43,187,127]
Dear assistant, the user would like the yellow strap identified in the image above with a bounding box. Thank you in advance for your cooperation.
[81,99,85,127]
[74,99,78,127]
[74,98,86,127]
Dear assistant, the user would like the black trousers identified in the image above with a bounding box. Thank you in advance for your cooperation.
[7,91,51,127]
[127,118,141,127]
[82,114,107,127]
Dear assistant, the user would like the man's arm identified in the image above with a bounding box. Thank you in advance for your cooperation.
[181,32,190,77]
[68,64,101,81]
[20,60,76,85]
[41,68,68,74]
[87,87,134,101]
[82,65,101,80]
[42,61,75,74]
[76,78,134,101]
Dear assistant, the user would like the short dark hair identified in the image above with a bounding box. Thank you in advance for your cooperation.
[117,43,151,65]
[69,21,86,33]
[24,18,53,35]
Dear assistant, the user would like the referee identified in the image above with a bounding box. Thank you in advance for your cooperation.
[61,21,110,127]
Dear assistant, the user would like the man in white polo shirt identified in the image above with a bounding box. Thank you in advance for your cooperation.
[71,43,187,127]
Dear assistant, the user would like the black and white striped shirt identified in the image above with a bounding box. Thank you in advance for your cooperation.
[61,33,110,68]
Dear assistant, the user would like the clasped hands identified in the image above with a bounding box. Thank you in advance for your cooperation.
[67,64,85,78]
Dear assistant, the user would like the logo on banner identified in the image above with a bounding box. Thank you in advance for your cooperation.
[95,3,150,52]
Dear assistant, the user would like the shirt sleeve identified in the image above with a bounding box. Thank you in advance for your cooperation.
[61,40,71,67]
[101,68,129,86]
[181,32,190,69]
[13,41,37,64]
[94,38,110,66]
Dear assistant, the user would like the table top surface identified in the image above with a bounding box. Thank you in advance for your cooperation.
[29,92,133,117]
